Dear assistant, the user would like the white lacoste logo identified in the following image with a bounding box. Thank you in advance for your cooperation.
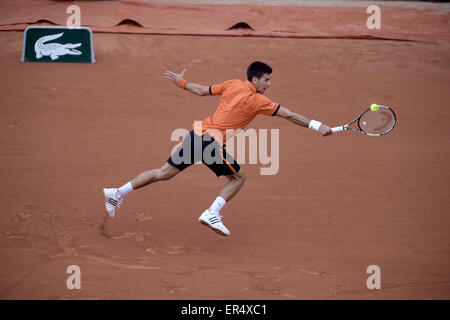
[34,32,82,60]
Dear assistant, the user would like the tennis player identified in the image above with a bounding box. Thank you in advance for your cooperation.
[103,61,332,236]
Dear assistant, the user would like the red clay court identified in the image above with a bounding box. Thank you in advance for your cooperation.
[0,0,449,299]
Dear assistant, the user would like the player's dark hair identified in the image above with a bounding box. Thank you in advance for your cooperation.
[247,61,272,81]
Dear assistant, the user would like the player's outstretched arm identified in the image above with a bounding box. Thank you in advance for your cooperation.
[276,106,332,136]
[165,69,210,96]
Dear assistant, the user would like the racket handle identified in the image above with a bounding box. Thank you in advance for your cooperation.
[331,126,344,133]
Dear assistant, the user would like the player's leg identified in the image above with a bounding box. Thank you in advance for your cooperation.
[103,163,180,218]
[199,138,244,236]
[103,131,195,218]
[218,170,246,202]
[130,162,180,190]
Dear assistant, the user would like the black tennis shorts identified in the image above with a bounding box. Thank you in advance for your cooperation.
[167,130,240,177]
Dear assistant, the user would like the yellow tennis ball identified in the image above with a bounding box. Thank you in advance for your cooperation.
[370,104,379,112]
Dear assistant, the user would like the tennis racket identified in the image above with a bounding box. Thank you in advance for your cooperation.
[331,104,396,136]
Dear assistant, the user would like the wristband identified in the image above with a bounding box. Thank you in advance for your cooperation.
[177,78,187,89]
[308,120,322,131]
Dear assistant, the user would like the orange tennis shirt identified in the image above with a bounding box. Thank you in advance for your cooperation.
[193,80,280,143]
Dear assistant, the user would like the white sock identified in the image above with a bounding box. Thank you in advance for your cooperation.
[209,196,226,214]
[118,182,134,198]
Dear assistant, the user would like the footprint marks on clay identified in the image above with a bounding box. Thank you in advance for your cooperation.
[274,265,331,277]
[163,244,183,255]
[239,265,331,298]
[133,211,154,223]
[3,206,66,250]
[110,231,149,242]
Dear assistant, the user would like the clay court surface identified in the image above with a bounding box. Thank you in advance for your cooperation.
[0,1,450,300]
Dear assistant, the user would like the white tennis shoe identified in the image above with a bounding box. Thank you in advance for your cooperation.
[103,188,123,218]
[198,209,230,236]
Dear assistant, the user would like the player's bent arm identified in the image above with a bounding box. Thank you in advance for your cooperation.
[165,69,210,96]
[184,82,210,96]
[276,106,332,136]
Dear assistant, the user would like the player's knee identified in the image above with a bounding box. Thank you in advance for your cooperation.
[157,169,171,181]
[158,164,179,180]
[236,170,246,182]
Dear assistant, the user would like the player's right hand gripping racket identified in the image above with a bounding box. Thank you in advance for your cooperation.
[331,104,396,136]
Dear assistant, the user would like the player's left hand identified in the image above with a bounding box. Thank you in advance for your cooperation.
[318,124,332,136]
[165,69,187,85]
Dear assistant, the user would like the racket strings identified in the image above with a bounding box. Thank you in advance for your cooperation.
[359,107,396,135]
